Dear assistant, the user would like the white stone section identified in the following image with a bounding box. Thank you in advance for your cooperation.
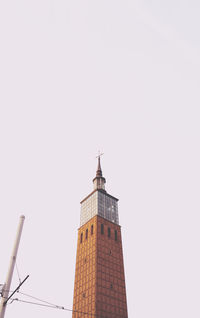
[80,191,119,226]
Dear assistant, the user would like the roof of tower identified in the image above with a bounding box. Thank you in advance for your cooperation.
[80,189,118,204]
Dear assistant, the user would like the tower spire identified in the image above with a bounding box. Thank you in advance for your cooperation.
[93,152,106,190]
[96,152,103,177]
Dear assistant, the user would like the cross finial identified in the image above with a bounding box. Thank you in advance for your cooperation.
[96,151,104,160]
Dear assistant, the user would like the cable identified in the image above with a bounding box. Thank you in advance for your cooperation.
[10,298,97,316]
[15,262,22,284]
[2,287,126,317]
[10,296,127,318]
[10,291,97,315]
[18,291,60,308]
[11,299,64,310]
[17,291,96,315]
[6,288,127,318]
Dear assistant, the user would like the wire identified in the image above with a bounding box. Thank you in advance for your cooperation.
[15,262,22,284]
[10,291,97,315]
[10,298,97,316]
[2,288,125,317]
[2,290,97,316]
[7,289,127,318]
[18,291,60,307]
[11,299,65,310]
[10,296,127,318]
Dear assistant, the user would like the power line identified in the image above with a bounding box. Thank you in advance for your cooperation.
[15,262,21,284]
[8,292,127,318]
[18,291,61,308]
[10,299,66,310]
[10,298,97,316]
[8,291,97,316]
[2,286,127,318]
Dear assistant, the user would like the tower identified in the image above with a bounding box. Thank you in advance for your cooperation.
[72,157,128,318]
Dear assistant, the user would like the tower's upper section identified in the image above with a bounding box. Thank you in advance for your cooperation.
[80,157,119,227]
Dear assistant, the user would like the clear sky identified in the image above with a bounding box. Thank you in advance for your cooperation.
[0,1,200,317]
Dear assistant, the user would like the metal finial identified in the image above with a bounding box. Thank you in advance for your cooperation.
[96,151,104,160]
[96,151,104,177]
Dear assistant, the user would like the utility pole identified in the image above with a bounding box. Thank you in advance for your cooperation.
[0,215,25,318]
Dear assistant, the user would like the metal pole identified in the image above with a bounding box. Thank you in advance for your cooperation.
[0,215,25,318]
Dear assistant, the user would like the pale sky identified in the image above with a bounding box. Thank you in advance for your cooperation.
[0,1,200,317]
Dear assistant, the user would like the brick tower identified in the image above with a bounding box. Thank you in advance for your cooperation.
[72,157,128,318]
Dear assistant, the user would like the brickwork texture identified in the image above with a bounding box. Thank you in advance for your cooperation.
[72,215,128,318]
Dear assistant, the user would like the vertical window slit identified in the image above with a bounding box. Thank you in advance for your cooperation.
[101,224,104,235]
[115,230,117,241]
